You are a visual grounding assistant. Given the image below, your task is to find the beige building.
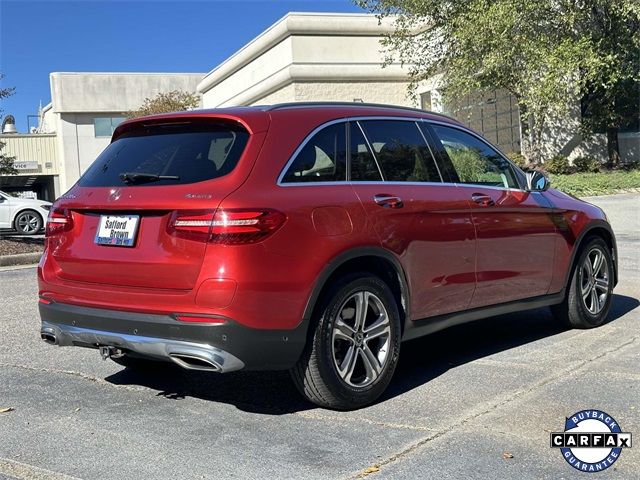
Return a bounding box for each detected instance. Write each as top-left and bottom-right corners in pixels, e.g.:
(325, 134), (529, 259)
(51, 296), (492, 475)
(2, 12), (637, 200)
(197, 13), (409, 108)
(0, 133), (59, 200)
(2, 72), (204, 199)
(198, 12), (637, 163)
(40, 72), (204, 194)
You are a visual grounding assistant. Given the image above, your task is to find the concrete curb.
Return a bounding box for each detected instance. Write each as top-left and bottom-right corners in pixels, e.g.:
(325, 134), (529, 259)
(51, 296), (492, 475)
(0, 252), (42, 267)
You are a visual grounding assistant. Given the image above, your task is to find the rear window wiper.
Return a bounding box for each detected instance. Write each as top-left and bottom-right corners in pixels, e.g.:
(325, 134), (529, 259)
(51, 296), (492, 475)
(119, 172), (180, 185)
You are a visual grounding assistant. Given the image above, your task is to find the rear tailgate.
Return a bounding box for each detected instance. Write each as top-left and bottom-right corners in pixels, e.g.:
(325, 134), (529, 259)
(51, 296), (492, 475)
(46, 115), (267, 290)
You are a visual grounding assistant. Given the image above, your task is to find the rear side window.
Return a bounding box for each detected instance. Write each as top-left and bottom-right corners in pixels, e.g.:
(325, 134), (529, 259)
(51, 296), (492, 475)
(350, 123), (382, 181)
(431, 124), (519, 189)
(79, 124), (249, 187)
(281, 123), (346, 183)
(358, 120), (441, 183)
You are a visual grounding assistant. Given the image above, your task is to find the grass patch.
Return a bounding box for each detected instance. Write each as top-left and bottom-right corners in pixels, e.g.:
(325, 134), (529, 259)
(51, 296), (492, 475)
(549, 170), (640, 197)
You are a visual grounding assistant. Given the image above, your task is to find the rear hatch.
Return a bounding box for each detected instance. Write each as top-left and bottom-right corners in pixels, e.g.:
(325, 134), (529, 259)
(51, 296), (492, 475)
(47, 116), (260, 290)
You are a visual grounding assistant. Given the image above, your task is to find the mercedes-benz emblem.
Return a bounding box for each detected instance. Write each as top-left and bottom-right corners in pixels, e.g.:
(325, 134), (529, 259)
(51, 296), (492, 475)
(108, 188), (122, 201)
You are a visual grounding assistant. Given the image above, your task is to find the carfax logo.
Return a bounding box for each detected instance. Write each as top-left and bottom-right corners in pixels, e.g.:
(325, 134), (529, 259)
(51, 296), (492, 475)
(550, 409), (632, 473)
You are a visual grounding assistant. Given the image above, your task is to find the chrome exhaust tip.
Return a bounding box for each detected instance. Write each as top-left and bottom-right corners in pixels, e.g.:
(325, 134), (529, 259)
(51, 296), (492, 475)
(169, 353), (221, 372)
(41, 332), (57, 345)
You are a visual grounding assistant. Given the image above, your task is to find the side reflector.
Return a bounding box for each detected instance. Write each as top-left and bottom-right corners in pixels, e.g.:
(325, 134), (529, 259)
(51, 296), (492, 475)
(174, 315), (226, 324)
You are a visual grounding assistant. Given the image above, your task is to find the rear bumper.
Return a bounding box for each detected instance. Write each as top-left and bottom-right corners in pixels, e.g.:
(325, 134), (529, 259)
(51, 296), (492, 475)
(38, 301), (307, 371)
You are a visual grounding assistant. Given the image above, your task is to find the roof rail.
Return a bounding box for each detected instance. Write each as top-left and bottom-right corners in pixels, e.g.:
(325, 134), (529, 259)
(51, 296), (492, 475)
(265, 101), (458, 122)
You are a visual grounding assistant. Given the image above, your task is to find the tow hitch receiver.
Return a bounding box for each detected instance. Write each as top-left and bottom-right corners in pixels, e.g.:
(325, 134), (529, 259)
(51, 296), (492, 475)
(99, 346), (123, 360)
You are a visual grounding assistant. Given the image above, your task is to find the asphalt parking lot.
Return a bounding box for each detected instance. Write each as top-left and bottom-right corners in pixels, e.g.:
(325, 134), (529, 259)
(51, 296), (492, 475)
(0, 193), (638, 480)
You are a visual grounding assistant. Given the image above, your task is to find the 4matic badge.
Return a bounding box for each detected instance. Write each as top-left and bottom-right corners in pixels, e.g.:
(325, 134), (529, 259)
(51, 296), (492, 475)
(550, 409), (632, 473)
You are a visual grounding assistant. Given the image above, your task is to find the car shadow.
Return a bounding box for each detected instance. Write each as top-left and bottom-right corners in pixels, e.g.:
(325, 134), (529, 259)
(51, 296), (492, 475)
(381, 293), (639, 402)
(105, 293), (638, 415)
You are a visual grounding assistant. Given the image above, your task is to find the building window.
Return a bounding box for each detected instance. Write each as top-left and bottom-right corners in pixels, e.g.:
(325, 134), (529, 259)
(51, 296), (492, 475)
(420, 91), (432, 111)
(94, 117), (125, 137)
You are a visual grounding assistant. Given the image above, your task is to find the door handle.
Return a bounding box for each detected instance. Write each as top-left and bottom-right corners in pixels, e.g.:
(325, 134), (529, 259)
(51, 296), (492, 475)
(471, 193), (495, 207)
(373, 194), (403, 209)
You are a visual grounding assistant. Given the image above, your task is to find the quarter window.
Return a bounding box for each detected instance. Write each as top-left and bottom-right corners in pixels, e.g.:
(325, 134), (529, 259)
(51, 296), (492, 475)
(431, 124), (519, 189)
(282, 123), (346, 183)
(358, 120), (441, 183)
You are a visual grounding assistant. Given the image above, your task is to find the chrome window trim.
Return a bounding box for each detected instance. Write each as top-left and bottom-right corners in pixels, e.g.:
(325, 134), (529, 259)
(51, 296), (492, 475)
(278, 180), (530, 191)
(414, 120), (444, 183)
(355, 120), (385, 181)
(277, 115), (446, 187)
(424, 119), (528, 191)
(276, 118), (348, 185)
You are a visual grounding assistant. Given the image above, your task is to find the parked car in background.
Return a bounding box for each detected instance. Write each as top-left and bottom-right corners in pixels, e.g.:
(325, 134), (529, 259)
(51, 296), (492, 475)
(0, 190), (51, 235)
(38, 103), (617, 410)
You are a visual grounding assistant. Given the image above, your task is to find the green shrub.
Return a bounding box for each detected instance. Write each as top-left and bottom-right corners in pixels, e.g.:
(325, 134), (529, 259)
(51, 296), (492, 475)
(447, 147), (484, 182)
(544, 155), (571, 174)
(550, 170), (640, 196)
(506, 151), (527, 169)
(573, 156), (600, 173)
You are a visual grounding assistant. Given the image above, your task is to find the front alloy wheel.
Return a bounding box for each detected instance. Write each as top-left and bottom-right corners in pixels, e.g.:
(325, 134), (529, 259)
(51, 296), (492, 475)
(579, 248), (610, 315)
(552, 237), (614, 329)
(291, 273), (401, 410)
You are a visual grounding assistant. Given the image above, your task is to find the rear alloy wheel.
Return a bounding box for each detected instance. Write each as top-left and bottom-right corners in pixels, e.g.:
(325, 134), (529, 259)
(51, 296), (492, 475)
(14, 210), (43, 235)
(552, 237), (613, 328)
(291, 273), (401, 410)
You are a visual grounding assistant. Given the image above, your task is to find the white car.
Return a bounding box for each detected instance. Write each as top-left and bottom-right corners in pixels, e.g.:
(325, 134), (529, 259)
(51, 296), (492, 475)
(0, 190), (52, 235)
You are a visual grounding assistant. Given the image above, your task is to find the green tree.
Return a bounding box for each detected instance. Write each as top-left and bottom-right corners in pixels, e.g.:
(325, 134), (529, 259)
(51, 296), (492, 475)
(0, 73), (17, 175)
(577, 2), (640, 167)
(355, 0), (639, 165)
(127, 90), (200, 119)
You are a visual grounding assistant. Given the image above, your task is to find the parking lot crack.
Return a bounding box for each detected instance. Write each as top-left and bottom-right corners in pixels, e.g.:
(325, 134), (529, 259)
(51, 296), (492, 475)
(295, 411), (438, 432)
(346, 334), (639, 478)
(0, 458), (82, 480)
(0, 362), (143, 392)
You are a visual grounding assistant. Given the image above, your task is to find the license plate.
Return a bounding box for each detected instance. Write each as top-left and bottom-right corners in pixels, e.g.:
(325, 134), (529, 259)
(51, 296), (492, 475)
(95, 215), (140, 247)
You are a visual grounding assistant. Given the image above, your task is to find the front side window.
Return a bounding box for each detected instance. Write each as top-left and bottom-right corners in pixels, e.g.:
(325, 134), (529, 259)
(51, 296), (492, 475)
(94, 117), (126, 137)
(358, 120), (441, 183)
(281, 123), (346, 183)
(431, 124), (519, 189)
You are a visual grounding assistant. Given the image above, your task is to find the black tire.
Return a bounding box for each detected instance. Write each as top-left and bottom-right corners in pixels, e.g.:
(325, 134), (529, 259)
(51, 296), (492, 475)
(14, 210), (43, 235)
(551, 237), (614, 329)
(291, 272), (401, 410)
(111, 354), (165, 371)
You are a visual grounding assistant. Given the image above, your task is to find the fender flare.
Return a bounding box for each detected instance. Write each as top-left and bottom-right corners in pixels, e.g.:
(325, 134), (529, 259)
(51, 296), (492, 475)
(562, 220), (618, 289)
(301, 246), (410, 326)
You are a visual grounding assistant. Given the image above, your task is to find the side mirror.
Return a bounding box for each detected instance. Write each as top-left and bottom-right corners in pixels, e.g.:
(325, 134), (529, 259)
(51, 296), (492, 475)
(526, 171), (550, 191)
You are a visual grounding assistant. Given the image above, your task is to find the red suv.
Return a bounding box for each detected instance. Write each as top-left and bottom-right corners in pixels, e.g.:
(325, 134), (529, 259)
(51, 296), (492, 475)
(39, 103), (617, 409)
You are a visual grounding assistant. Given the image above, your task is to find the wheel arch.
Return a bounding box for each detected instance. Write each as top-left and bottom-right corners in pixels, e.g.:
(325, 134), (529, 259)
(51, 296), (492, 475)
(301, 247), (410, 334)
(564, 220), (618, 289)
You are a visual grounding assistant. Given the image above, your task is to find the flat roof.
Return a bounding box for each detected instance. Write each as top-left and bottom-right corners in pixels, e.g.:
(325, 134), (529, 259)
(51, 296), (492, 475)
(197, 12), (396, 95)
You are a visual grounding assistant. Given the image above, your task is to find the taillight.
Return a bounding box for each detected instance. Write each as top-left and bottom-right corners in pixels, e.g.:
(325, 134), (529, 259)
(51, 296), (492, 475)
(210, 209), (286, 244)
(168, 209), (286, 244)
(168, 210), (215, 242)
(46, 208), (73, 236)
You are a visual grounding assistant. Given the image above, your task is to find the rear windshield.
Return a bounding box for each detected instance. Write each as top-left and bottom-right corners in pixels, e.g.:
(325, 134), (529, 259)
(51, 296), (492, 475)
(78, 124), (249, 187)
